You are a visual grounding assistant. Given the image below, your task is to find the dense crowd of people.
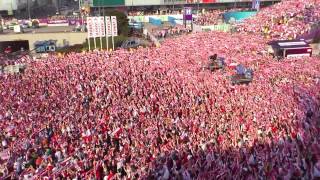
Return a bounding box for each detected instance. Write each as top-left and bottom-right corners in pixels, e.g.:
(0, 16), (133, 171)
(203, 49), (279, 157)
(128, 10), (182, 16)
(151, 25), (191, 40)
(1, 0), (320, 179)
(194, 10), (225, 26)
(237, 0), (320, 40)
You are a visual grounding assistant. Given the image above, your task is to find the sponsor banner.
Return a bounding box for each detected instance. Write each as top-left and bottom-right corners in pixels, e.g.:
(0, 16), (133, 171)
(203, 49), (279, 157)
(184, 7), (193, 21)
(105, 16), (112, 37)
(68, 19), (83, 26)
(47, 19), (69, 27)
(47, 19), (69, 24)
(90, 16), (100, 37)
(87, 17), (95, 38)
(98, 16), (106, 37)
(111, 16), (118, 36)
(87, 16), (106, 38)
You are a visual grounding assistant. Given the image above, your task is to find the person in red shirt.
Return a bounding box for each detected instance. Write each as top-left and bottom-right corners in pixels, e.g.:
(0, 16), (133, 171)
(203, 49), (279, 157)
(4, 46), (12, 54)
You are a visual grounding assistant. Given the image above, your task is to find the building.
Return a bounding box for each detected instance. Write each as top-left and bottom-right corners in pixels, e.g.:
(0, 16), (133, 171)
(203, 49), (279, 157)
(0, 0), (60, 17)
(90, 0), (280, 7)
(0, 0), (18, 15)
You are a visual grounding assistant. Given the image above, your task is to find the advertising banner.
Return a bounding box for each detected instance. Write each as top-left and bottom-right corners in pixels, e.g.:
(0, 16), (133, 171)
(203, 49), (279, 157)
(105, 16), (112, 37)
(149, 17), (162, 26)
(98, 16), (106, 37)
(92, 16), (100, 37)
(47, 19), (69, 26)
(68, 19), (83, 26)
(184, 7), (193, 21)
(111, 16), (118, 36)
(87, 17), (95, 38)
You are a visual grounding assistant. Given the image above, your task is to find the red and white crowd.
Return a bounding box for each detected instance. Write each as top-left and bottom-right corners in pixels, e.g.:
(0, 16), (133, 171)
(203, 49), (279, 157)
(236, 0), (320, 40)
(1, 0), (320, 179)
(194, 10), (225, 26)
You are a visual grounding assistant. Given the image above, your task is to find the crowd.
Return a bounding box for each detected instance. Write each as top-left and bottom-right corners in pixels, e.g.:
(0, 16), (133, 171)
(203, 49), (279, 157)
(1, 0), (320, 179)
(194, 10), (225, 26)
(194, 8), (254, 26)
(151, 25), (191, 40)
(237, 0), (320, 40)
(128, 10), (182, 16)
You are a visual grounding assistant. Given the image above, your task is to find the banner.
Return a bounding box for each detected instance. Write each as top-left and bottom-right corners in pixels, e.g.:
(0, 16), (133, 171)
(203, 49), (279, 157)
(87, 17), (94, 38)
(68, 19), (83, 26)
(111, 16), (118, 36)
(184, 7), (193, 21)
(168, 16), (177, 25)
(149, 17), (162, 26)
(252, 0), (260, 10)
(47, 20), (69, 24)
(98, 16), (106, 37)
(47, 19), (69, 26)
(105, 16), (112, 37)
(92, 17), (101, 37)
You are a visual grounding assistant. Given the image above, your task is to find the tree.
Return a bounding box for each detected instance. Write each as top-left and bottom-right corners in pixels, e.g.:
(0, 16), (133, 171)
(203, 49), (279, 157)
(104, 10), (129, 37)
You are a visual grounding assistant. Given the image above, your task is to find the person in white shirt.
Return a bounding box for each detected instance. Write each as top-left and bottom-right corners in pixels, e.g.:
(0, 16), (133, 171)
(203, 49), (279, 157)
(14, 159), (22, 174)
(1, 139), (7, 148)
(55, 150), (63, 162)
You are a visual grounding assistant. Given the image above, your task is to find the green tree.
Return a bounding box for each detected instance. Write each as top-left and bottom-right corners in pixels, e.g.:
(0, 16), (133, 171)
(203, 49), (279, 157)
(104, 10), (129, 37)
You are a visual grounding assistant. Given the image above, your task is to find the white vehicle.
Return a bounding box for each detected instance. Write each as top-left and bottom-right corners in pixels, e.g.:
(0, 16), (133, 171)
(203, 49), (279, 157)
(13, 25), (23, 33)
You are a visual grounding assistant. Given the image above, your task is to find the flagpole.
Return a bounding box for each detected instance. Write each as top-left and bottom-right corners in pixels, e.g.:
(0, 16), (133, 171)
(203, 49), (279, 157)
(111, 16), (116, 51)
(105, 16), (109, 51)
(100, 17), (103, 50)
(112, 35), (114, 51)
(88, 38), (91, 51)
(111, 17), (114, 51)
(100, 37), (103, 50)
(107, 33), (109, 51)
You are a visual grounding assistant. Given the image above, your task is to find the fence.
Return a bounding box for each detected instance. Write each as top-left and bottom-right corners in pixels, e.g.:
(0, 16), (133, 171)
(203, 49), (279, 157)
(201, 23), (231, 32)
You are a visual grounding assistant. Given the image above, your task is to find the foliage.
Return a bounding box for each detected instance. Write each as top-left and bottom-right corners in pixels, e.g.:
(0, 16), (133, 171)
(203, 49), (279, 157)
(103, 10), (129, 37)
(55, 36), (127, 54)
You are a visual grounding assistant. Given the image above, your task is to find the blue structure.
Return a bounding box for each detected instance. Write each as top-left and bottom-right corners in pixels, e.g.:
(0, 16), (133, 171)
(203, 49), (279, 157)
(34, 40), (56, 53)
(168, 16), (177, 26)
(223, 11), (257, 23)
(149, 17), (162, 26)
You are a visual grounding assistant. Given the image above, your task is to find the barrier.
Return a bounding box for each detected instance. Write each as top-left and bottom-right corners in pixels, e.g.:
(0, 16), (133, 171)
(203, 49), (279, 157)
(149, 17), (162, 26)
(168, 16), (177, 26)
(201, 24), (231, 32)
(128, 14), (185, 23)
(223, 11), (257, 23)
